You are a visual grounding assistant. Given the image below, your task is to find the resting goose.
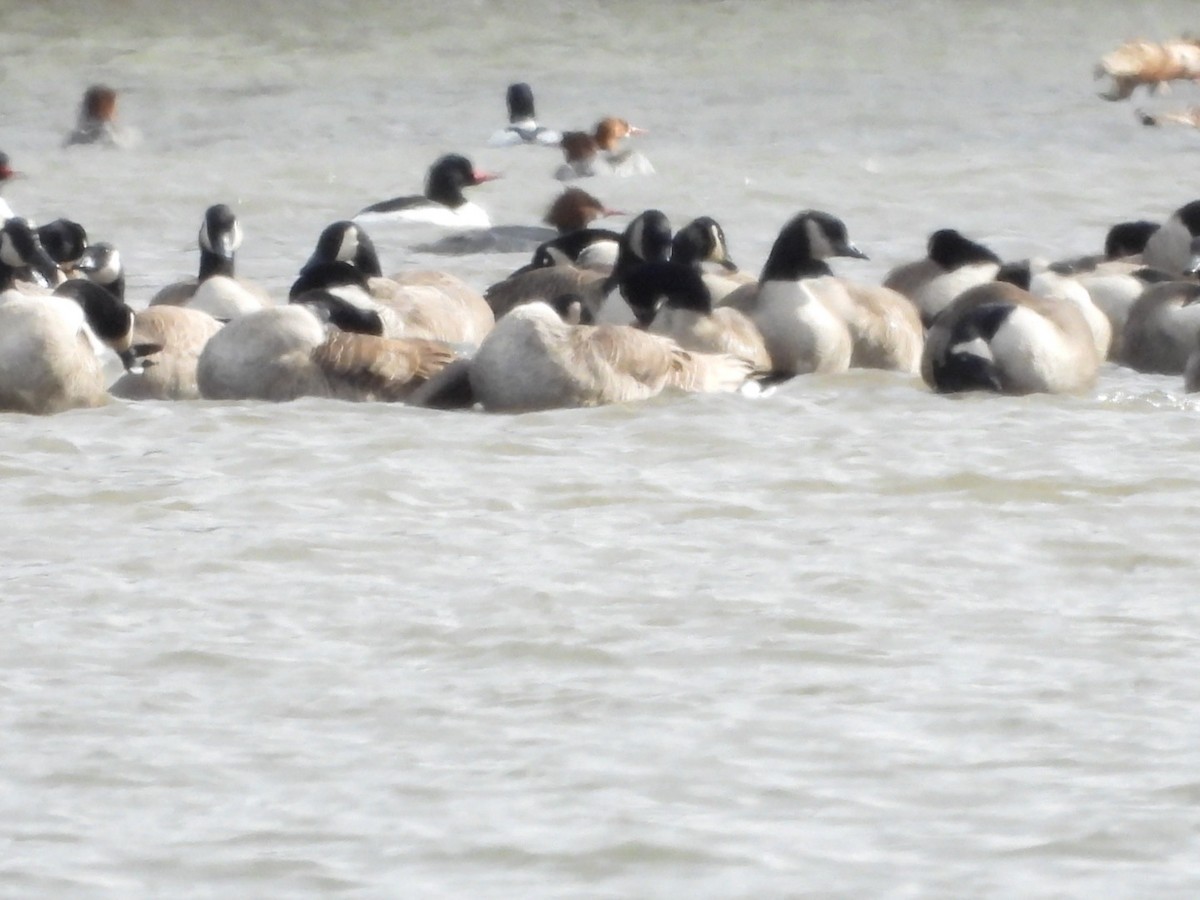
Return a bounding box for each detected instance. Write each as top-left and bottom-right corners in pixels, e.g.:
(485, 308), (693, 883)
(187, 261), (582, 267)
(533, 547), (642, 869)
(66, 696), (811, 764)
(467, 298), (753, 412)
(922, 281), (1100, 395)
(296, 221), (494, 345)
(196, 292), (459, 403)
(883, 228), (1003, 326)
(74, 242), (223, 400)
(0, 220), (152, 413)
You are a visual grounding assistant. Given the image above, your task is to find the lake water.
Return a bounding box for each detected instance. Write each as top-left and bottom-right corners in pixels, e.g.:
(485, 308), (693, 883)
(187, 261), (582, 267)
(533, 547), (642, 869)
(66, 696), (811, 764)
(2, 1), (1200, 896)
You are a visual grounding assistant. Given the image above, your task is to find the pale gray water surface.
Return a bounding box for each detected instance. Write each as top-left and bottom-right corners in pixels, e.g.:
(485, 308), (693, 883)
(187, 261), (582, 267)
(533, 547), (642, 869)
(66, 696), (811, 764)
(3, 1), (1200, 897)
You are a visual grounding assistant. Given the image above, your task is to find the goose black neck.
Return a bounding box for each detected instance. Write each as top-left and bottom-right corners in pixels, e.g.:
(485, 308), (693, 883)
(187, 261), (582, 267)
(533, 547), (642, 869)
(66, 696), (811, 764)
(198, 248), (235, 281)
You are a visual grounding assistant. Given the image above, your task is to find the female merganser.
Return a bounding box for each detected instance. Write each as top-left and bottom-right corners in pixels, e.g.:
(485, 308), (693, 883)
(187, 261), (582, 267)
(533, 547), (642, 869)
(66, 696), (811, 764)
(414, 185), (621, 256)
(355, 154), (500, 229)
(488, 83), (562, 147)
(64, 84), (137, 148)
(554, 117), (653, 181)
(149, 203), (272, 317)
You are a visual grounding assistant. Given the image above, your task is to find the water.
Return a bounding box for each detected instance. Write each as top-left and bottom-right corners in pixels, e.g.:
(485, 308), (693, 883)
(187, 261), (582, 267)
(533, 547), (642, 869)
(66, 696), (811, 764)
(3, 1), (1200, 896)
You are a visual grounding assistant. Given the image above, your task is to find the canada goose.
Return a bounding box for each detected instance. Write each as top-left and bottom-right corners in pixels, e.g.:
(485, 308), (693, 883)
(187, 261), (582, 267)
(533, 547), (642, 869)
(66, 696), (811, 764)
(355, 154), (500, 228)
(1094, 37), (1200, 101)
(196, 292), (460, 403)
(74, 242), (223, 401)
(1119, 277), (1200, 374)
(35, 219), (88, 271)
(488, 82), (563, 147)
(1051, 219), (1160, 276)
(149, 203), (272, 316)
(883, 228), (1003, 326)
(618, 261), (771, 373)
(996, 261), (1114, 360)
(484, 208), (671, 322)
(0, 223), (152, 414)
(922, 281), (1100, 394)
(296, 221), (494, 345)
(720, 210), (870, 376)
(1, 217), (61, 292)
(467, 299), (752, 412)
(669, 216), (758, 303)
(1143, 202), (1200, 276)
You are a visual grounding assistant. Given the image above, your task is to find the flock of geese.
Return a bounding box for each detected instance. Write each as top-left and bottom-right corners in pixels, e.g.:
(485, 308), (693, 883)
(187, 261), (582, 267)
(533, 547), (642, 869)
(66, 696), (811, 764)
(2, 80), (1200, 417)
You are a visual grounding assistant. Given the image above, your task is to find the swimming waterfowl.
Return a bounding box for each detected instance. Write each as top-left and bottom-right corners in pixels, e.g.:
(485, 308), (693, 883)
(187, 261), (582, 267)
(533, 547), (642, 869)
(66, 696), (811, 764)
(922, 281), (1100, 395)
(467, 298), (754, 413)
(1119, 274), (1200, 374)
(0, 217), (60, 293)
(413, 185), (621, 256)
(722, 210), (922, 376)
(36, 218), (89, 272)
(74, 242), (223, 400)
(1142, 201), (1200, 276)
(297, 220), (495, 345)
(483, 208), (670, 322)
(196, 292), (460, 403)
(554, 117), (653, 181)
(355, 154), (500, 229)
(618, 260), (772, 374)
(883, 228), (1003, 326)
(669, 216), (756, 303)
(0, 221), (151, 414)
(64, 84), (136, 148)
(996, 261), (1114, 361)
(487, 82), (563, 147)
(149, 203), (272, 317)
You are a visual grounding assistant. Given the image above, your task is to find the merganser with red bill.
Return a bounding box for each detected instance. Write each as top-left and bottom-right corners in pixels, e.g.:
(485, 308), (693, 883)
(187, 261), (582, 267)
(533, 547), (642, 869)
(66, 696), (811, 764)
(488, 83), (562, 147)
(355, 154), (500, 228)
(554, 118), (653, 180)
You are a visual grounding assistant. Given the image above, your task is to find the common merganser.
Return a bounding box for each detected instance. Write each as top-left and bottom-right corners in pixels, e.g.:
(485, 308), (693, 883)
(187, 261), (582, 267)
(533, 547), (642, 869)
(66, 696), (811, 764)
(355, 154), (500, 229)
(64, 84), (138, 148)
(487, 83), (562, 147)
(554, 118), (653, 181)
